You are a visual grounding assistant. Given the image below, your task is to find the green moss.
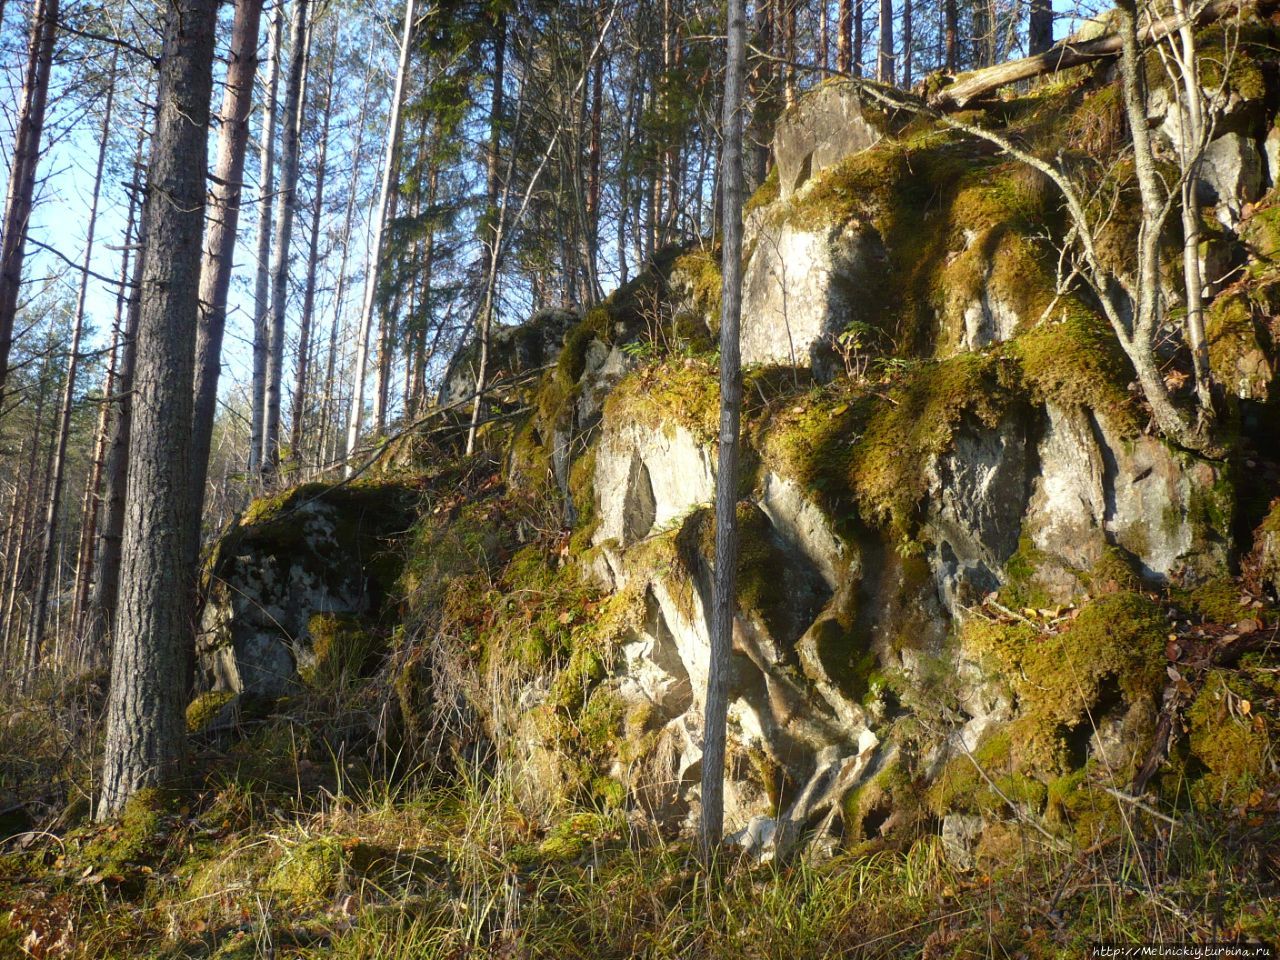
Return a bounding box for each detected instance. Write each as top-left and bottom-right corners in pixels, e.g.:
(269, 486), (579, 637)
(1085, 545), (1143, 595)
(186, 690), (236, 733)
(848, 351), (1014, 548)
(302, 613), (381, 691)
(671, 246), (722, 331)
(745, 166), (780, 214)
(81, 788), (170, 875)
(1186, 578), (1253, 626)
(264, 837), (347, 908)
(999, 536), (1054, 610)
(516, 812), (612, 865)
(603, 357), (721, 444)
(1187, 670), (1273, 807)
(926, 729), (1049, 818)
(965, 590), (1166, 773)
(1010, 312), (1140, 432)
(1205, 290), (1273, 401)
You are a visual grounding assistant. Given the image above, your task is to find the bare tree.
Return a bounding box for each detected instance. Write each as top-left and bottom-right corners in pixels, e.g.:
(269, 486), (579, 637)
(24, 54), (118, 685)
(262, 0), (310, 475)
(192, 0), (264, 525)
(250, 6), (284, 473)
(98, 0), (219, 819)
(0, 0), (58, 402)
(701, 0), (746, 861)
(346, 0), (415, 473)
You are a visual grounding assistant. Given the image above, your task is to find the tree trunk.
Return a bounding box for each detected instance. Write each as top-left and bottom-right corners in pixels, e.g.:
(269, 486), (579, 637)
(98, 0), (218, 819)
(84, 120), (151, 667)
(878, 0), (894, 83)
(1028, 0), (1052, 55)
(262, 0), (310, 476)
(319, 30), (376, 466)
(838, 0), (852, 72)
(944, 0), (957, 70)
(0, 0), (58, 403)
(290, 26), (335, 466)
(854, 0), (864, 76)
(902, 0), (912, 88)
(1169, 0), (1213, 415)
(701, 0), (746, 862)
(250, 5), (284, 473)
(23, 53), (116, 687)
(191, 0), (263, 532)
(465, 9), (507, 456)
(346, 0), (415, 473)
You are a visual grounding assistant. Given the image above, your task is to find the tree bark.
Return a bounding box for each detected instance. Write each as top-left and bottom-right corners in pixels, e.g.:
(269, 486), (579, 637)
(98, 0), (218, 819)
(701, 0), (746, 863)
(84, 126), (151, 666)
(191, 0), (264, 530)
(838, 0), (852, 72)
(1029, 0), (1053, 55)
(24, 54), (116, 686)
(262, 0), (310, 475)
(346, 0), (415, 473)
(878, 0), (894, 83)
(250, 5), (284, 473)
(0, 0), (58, 403)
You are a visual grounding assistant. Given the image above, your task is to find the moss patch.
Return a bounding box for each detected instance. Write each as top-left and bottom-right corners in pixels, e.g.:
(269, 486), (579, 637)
(964, 591), (1166, 773)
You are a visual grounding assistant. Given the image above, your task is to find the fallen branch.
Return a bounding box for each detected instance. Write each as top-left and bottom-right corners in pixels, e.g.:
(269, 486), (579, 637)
(929, 0), (1270, 110)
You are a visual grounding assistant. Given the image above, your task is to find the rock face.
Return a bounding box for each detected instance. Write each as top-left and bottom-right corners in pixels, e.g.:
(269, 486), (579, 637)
(741, 219), (886, 373)
(197, 483), (416, 698)
(440, 307), (580, 408)
(773, 82), (881, 199)
(198, 63), (1278, 866)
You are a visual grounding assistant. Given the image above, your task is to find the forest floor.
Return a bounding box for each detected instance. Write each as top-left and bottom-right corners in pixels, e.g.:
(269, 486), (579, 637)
(0, 627), (1277, 960)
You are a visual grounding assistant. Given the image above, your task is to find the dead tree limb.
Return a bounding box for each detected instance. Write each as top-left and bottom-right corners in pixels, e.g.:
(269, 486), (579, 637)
(929, 0), (1271, 110)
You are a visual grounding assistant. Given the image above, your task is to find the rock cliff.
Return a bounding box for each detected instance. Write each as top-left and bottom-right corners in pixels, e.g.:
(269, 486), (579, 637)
(198, 50), (1280, 865)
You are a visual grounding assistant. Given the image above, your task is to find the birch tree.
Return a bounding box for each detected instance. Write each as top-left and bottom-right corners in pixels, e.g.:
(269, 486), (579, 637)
(701, 0), (746, 860)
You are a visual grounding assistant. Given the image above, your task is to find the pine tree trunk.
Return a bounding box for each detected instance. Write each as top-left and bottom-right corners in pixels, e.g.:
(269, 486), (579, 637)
(83, 116), (151, 667)
(701, 0), (746, 862)
(192, 0), (264, 527)
(98, 0), (218, 819)
(75, 67), (142, 659)
(319, 31), (376, 466)
(945, 0), (957, 70)
(290, 27), (334, 466)
(262, 0), (309, 475)
(902, 0), (912, 87)
(23, 56), (115, 687)
(346, 0), (415, 472)
(1028, 0), (1052, 54)
(0, 0), (58, 403)
(250, 6), (284, 474)
(838, 0), (852, 72)
(878, 0), (894, 83)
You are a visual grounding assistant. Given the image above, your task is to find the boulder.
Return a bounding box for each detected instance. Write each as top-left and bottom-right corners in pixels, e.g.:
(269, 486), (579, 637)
(774, 81), (881, 199)
(197, 482), (416, 697)
(439, 307), (580, 408)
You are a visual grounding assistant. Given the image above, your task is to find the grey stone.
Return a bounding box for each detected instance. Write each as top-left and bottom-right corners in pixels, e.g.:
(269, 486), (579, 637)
(1199, 133), (1264, 231)
(774, 81), (881, 199)
(741, 218), (887, 372)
